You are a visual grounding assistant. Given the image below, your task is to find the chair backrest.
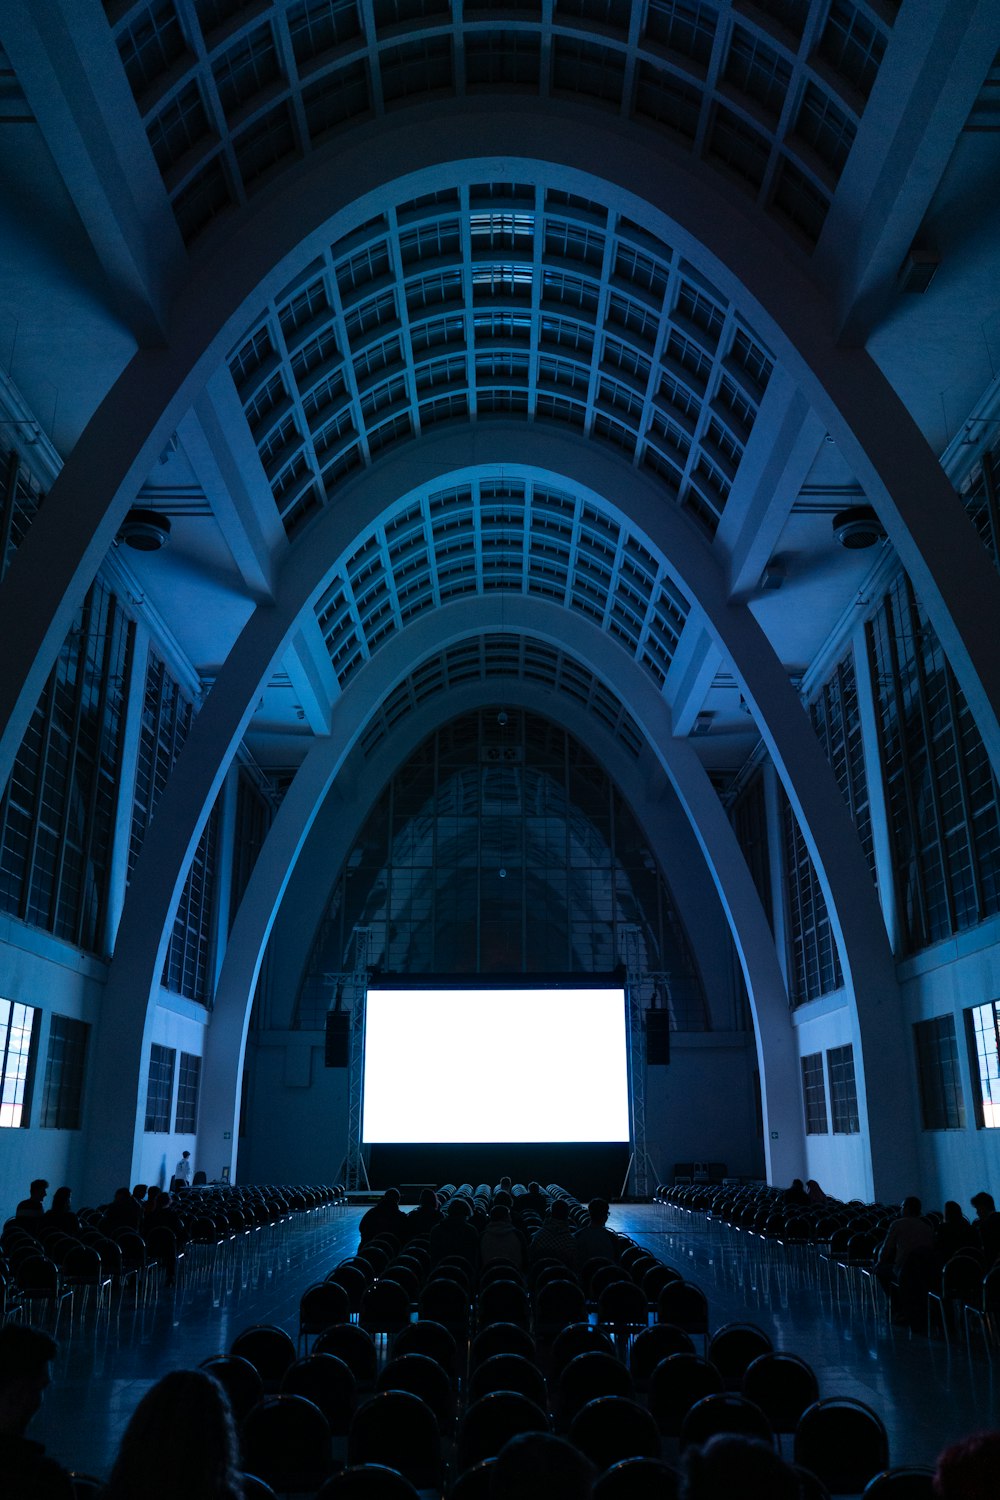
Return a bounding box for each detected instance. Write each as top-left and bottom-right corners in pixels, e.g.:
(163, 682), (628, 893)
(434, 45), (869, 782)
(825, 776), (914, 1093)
(657, 1281), (708, 1333)
(569, 1395), (660, 1470)
(478, 1279), (531, 1328)
(230, 1325), (297, 1385)
(200, 1355), (264, 1420)
(469, 1352), (547, 1408)
(470, 1321), (537, 1369)
(647, 1354), (724, 1437)
(377, 1352), (454, 1428)
(457, 1390), (550, 1470)
(241, 1394), (332, 1493)
(314, 1325), (379, 1386)
(556, 1350), (635, 1428)
(301, 1281), (352, 1332)
(592, 1457), (681, 1500)
(448, 1457), (497, 1500)
(393, 1318), (458, 1376)
(861, 1468), (936, 1499)
(678, 1392), (775, 1452)
(597, 1279), (649, 1325)
(360, 1278), (411, 1332)
(347, 1389), (443, 1489)
(315, 1463), (421, 1500)
(629, 1325), (696, 1384)
(706, 1322), (773, 1385)
(742, 1352), (819, 1433)
(794, 1398), (890, 1494)
(281, 1354), (358, 1434)
(548, 1322), (614, 1381)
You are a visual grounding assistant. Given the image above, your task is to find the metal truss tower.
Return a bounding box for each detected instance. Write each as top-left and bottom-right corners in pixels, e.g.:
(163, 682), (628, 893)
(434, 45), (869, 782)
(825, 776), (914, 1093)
(342, 926), (371, 1192)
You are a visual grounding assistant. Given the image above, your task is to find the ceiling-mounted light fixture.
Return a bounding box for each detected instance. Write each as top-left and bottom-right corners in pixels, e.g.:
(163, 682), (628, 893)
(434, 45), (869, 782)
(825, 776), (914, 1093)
(832, 505), (886, 550)
(117, 507), (172, 552)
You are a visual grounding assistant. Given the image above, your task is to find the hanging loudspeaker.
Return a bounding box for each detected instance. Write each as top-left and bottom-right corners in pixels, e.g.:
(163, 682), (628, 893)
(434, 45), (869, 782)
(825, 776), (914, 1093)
(325, 1011), (350, 1067)
(645, 1010), (670, 1066)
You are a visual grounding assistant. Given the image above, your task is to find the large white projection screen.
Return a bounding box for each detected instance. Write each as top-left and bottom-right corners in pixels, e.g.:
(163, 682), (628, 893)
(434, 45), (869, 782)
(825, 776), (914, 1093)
(362, 987), (630, 1144)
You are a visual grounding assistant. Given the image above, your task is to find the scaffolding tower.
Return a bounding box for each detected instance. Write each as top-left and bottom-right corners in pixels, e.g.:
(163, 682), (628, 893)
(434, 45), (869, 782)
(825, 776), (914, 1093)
(341, 926), (371, 1192)
(620, 926), (665, 1198)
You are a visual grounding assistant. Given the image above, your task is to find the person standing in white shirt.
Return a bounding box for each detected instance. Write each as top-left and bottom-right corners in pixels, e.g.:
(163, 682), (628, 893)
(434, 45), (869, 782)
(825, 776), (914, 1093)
(174, 1151), (192, 1188)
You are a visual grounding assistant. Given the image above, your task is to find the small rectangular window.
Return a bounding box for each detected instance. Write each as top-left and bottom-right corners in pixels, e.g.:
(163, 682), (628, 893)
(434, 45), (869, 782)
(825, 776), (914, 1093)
(41, 1015), (90, 1129)
(913, 1015), (965, 1130)
(174, 1052), (202, 1134)
(827, 1043), (859, 1133)
(145, 1044), (176, 1133)
(0, 998), (39, 1128)
(801, 1051), (828, 1134)
(968, 1001), (1000, 1128)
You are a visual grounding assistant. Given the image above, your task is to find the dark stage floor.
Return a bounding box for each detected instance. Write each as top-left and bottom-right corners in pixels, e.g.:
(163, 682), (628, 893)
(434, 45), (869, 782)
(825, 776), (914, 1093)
(29, 1200), (998, 1483)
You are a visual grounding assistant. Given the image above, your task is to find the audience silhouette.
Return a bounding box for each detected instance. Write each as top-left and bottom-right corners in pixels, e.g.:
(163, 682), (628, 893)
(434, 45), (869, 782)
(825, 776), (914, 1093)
(0, 1325), (73, 1500)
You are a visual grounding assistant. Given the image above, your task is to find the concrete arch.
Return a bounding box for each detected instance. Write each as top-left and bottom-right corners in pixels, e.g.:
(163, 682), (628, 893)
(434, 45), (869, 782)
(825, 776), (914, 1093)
(188, 603), (802, 1201)
(85, 441), (912, 1199)
(1, 107), (999, 795)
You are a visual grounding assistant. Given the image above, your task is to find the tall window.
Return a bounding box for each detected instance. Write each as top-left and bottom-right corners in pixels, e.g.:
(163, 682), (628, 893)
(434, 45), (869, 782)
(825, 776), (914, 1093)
(0, 444), (45, 582)
(40, 1015), (90, 1129)
(868, 576), (1000, 952)
(129, 650), (194, 878)
(731, 770), (772, 930)
(174, 1052), (201, 1134)
(0, 998), (39, 1127)
(827, 1043), (859, 1133)
(801, 1052), (828, 1134)
(967, 1001), (1000, 1128)
(230, 769), (272, 929)
(144, 1044), (176, 1132)
(782, 792), (842, 1005)
(913, 1015), (965, 1131)
(0, 579), (133, 954)
(163, 801), (220, 1003)
(810, 651), (877, 888)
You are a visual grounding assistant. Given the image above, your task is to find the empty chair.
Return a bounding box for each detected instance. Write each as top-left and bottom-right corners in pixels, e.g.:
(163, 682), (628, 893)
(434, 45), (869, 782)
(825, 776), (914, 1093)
(533, 1278), (587, 1337)
(569, 1395), (660, 1470)
(458, 1391), (550, 1470)
(679, 1392), (775, 1451)
(555, 1350), (634, 1429)
(230, 1325), (297, 1389)
(469, 1352), (547, 1408)
(657, 1282), (709, 1343)
(647, 1354), (724, 1437)
(418, 1276), (470, 1336)
(327, 1264), (369, 1313)
(862, 1470), (936, 1498)
(548, 1323), (614, 1383)
(629, 1325), (696, 1387)
(593, 1457), (680, 1500)
(314, 1325), (379, 1388)
(300, 1281), (352, 1348)
(281, 1354), (357, 1434)
(706, 1323), (773, 1388)
(742, 1352), (819, 1433)
(317, 1465), (421, 1500)
(590, 1263), (632, 1299)
(794, 1398), (890, 1495)
(377, 1352), (454, 1431)
(393, 1319), (458, 1378)
(241, 1394), (332, 1493)
(478, 1278), (531, 1329)
(596, 1279), (649, 1333)
(469, 1321), (537, 1370)
(449, 1458), (497, 1500)
(348, 1390), (443, 1488)
(200, 1355), (264, 1421)
(360, 1279), (411, 1341)
(641, 1263), (683, 1303)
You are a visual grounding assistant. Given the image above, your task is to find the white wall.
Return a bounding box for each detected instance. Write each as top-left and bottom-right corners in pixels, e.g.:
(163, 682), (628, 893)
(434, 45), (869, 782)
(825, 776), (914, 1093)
(238, 1032), (351, 1184)
(644, 1033), (765, 1184)
(0, 915), (105, 1218)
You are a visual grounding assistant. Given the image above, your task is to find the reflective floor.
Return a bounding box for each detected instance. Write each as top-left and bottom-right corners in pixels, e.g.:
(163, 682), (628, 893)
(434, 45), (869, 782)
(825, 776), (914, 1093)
(30, 1201), (999, 1483)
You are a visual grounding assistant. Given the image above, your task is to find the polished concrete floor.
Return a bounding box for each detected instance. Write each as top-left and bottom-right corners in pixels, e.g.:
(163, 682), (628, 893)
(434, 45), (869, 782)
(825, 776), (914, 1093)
(29, 1200), (999, 1483)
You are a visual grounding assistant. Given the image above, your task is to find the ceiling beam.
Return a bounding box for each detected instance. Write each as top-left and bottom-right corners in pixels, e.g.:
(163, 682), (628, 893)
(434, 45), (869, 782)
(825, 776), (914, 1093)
(283, 616), (339, 736)
(1, 0), (184, 344)
(817, 0), (1000, 345)
(663, 613), (721, 737)
(179, 370), (287, 600)
(714, 367), (826, 600)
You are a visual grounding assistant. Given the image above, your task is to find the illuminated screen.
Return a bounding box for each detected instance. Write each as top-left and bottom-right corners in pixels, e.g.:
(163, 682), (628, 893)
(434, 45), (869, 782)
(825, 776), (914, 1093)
(362, 986), (630, 1144)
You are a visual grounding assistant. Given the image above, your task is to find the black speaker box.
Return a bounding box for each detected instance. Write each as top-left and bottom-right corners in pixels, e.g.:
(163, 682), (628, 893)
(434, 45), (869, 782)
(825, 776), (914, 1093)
(325, 1011), (350, 1067)
(646, 1009), (670, 1065)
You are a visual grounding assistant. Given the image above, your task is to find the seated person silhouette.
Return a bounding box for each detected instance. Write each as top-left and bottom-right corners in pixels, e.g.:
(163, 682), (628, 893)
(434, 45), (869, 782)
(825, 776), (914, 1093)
(0, 1324), (74, 1500)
